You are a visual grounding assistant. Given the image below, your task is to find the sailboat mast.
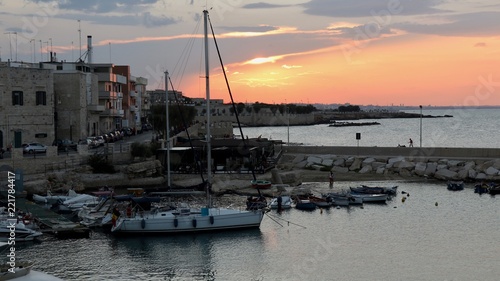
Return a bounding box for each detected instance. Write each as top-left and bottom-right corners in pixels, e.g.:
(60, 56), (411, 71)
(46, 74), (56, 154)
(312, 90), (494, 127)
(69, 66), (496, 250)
(204, 10), (212, 187)
(165, 70), (171, 188)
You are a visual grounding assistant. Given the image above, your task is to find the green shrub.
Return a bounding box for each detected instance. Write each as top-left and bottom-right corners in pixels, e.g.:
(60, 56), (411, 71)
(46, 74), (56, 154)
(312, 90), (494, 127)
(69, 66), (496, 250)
(87, 154), (116, 173)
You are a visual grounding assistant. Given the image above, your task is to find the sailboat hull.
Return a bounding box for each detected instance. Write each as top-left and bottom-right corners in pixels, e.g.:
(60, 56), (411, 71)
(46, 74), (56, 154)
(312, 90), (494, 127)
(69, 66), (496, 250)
(111, 208), (264, 234)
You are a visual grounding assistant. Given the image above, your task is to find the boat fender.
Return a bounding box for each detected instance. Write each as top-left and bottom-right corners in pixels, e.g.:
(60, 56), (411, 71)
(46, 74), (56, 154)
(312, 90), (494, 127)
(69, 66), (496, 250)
(209, 216), (214, 225)
(174, 218), (178, 227)
(141, 219), (146, 229)
(192, 219), (197, 228)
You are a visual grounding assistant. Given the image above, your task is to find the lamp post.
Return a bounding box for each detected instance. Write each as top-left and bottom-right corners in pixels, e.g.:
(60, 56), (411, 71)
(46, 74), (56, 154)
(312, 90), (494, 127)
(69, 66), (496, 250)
(419, 105), (422, 148)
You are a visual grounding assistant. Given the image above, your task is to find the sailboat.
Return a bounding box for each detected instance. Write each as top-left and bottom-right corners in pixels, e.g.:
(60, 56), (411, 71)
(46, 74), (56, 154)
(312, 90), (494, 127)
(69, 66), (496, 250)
(110, 10), (264, 234)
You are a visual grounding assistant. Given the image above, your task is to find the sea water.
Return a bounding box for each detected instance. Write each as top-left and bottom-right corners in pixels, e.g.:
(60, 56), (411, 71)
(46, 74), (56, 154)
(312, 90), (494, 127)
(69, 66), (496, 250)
(15, 180), (500, 281)
(236, 108), (500, 148)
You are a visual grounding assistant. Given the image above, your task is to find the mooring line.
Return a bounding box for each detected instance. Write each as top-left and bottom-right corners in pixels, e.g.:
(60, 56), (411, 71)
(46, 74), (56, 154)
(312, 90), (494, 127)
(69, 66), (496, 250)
(265, 213), (283, 227)
(266, 213), (307, 229)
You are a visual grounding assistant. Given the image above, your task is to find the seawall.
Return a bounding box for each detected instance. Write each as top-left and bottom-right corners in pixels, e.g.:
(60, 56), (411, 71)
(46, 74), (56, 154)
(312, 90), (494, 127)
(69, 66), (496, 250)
(284, 146), (500, 159)
(279, 146), (500, 182)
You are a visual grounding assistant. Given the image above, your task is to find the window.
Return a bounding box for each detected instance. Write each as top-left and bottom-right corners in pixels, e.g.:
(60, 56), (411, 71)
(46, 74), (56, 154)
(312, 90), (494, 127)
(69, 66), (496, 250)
(12, 91), (23, 105)
(36, 91), (47, 105)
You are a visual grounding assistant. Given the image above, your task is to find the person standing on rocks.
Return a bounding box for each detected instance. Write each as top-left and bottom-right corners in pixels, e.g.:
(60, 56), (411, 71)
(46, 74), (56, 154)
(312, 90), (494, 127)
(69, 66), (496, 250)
(329, 171), (335, 187)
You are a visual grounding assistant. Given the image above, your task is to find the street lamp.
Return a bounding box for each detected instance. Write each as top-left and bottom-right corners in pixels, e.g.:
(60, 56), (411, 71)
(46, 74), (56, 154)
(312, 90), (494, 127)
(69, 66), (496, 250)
(419, 105), (422, 148)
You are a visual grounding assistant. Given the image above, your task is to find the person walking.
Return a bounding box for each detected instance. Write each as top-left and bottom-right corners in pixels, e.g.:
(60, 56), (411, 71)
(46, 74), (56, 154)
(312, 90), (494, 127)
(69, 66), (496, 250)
(409, 138), (414, 147)
(329, 171), (335, 187)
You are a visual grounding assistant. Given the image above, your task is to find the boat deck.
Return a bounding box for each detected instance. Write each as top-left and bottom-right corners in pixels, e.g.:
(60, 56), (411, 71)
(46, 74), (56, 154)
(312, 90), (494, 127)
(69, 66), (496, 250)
(10, 198), (90, 239)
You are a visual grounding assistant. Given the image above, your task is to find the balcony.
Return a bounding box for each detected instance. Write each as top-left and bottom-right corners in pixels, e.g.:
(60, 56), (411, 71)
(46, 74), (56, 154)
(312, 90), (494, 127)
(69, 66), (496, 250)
(129, 106), (137, 112)
(99, 91), (117, 99)
(88, 105), (105, 112)
(117, 92), (123, 99)
(129, 91), (137, 98)
(101, 108), (124, 117)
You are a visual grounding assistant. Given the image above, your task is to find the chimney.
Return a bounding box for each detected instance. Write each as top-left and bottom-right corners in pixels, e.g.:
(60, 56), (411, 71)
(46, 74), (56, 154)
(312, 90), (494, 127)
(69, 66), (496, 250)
(87, 35), (93, 64)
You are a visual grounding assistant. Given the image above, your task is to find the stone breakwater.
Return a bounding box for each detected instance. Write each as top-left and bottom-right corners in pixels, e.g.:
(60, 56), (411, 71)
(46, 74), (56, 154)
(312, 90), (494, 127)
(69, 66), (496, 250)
(280, 153), (500, 182)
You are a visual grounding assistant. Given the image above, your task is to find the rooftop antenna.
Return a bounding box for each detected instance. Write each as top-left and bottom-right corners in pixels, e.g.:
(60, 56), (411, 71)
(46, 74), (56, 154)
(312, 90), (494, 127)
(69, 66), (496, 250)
(4, 32), (13, 61)
(39, 40), (42, 61)
(109, 42), (111, 63)
(78, 20), (82, 61)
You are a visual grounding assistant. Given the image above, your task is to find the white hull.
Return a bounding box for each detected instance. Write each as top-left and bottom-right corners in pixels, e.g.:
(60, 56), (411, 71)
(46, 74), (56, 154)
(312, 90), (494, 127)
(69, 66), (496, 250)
(111, 208), (264, 234)
(350, 193), (388, 203)
(269, 196), (292, 209)
(0, 221), (43, 242)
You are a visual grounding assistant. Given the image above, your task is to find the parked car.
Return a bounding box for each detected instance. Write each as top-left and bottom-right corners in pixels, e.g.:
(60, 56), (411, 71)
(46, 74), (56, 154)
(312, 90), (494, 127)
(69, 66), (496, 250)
(53, 139), (78, 151)
(94, 136), (105, 146)
(23, 143), (47, 154)
(79, 137), (98, 149)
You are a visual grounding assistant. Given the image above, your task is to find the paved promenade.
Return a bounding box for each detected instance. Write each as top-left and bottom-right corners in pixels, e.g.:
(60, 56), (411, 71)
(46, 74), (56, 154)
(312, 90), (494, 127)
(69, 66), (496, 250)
(284, 146), (500, 159)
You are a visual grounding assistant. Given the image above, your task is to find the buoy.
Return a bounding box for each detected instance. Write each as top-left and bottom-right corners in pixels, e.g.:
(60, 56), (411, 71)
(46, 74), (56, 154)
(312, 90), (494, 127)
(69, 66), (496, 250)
(174, 218), (178, 227)
(435, 202), (438, 206)
(209, 216), (214, 225)
(402, 197), (406, 203)
(141, 219), (146, 229)
(192, 219), (197, 228)
(407, 193), (410, 197)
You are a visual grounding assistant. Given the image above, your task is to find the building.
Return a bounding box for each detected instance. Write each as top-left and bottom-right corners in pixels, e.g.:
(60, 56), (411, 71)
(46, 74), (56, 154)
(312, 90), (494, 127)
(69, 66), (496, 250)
(93, 63), (126, 133)
(41, 61), (102, 141)
(0, 61), (55, 148)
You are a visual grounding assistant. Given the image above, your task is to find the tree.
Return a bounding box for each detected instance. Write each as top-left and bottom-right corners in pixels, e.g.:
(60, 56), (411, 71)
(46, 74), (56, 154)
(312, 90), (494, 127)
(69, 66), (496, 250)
(151, 104), (197, 137)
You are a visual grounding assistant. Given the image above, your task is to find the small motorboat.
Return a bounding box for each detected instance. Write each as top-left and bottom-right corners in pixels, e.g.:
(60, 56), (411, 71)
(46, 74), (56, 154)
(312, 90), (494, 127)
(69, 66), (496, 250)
(474, 183), (489, 194)
(447, 181), (464, 191)
(32, 189), (78, 204)
(0, 220), (43, 242)
(251, 180), (272, 189)
(294, 197), (317, 211)
(350, 193), (388, 203)
(269, 195), (292, 210)
(246, 196), (268, 210)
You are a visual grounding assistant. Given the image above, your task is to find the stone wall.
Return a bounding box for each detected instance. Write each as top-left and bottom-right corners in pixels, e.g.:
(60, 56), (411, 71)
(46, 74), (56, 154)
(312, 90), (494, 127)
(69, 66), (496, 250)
(287, 153), (500, 181)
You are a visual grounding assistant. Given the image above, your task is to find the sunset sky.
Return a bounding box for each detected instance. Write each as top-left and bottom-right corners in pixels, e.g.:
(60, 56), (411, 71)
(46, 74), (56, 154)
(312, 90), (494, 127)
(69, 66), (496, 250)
(2, 0), (500, 106)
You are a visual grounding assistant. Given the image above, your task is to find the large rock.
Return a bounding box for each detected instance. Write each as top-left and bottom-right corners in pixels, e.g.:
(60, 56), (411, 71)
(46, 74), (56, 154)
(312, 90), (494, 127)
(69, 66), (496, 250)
(468, 169), (477, 179)
(306, 156), (323, 165)
(362, 158), (376, 167)
(126, 160), (162, 178)
(333, 158), (345, 166)
(292, 155), (305, 164)
(388, 156), (405, 165)
(447, 160), (464, 167)
(349, 158), (362, 171)
(434, 169), (458, 180)
(371, 161), (386, 169)
(414, 162), (427, 176)
(359, 165), (373, 174)
(485, 166), (499, 176)
(322, 159), (334, 166)
(424, 162), (437, 176)
(395, 161), (415, 170)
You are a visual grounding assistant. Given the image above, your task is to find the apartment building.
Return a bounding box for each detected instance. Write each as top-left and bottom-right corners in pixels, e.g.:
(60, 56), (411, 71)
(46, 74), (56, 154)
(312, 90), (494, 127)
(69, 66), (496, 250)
(0, 62), (55, 148)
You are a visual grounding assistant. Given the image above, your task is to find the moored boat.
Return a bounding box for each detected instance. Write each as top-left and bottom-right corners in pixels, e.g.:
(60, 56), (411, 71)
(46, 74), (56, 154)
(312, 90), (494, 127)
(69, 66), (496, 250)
(269, 195), (292, 210)
(447, 181), (464, 191)
(0, 220), (43, 242)
(350, 193), (388, 203)
(251, 180), (272, 189)
(111, 11), (266, 235)
(350, 185), (398, 195)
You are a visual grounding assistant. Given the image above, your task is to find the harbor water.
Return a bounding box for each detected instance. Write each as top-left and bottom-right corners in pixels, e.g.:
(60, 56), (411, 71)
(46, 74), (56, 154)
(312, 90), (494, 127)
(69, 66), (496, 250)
(13, 108), (500, 280)
(15, 180), (500, 281)
(236, 108), (500, 148)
